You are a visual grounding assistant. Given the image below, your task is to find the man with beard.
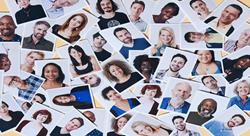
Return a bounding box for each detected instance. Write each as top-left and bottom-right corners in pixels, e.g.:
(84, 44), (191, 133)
(96, 0), (130, 30)
(50, 117), (84, 136)
(155, 53), (187, 80)
(160, 82), (192, 114)
(0, 15), (22, 42)
(113, 27), (151, 59)
(172, 116), (201, 136)
(201, 75), (225, 96)
(22, 21), (54, 51)
(204, 114), (246, 136)
(186, 98), (217, 125)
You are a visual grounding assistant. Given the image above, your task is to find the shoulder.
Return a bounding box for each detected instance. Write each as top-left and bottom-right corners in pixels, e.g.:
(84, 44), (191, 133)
(31, 4), (44, 10)
(116, 12), (127, 16)
(204, 16), (217, 23)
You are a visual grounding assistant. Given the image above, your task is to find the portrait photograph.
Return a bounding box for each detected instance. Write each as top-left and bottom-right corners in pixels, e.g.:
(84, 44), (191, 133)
(0, 70), (3, 100)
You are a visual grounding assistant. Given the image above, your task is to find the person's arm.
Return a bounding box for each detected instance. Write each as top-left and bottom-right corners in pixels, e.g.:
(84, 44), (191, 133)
(70, 64), (79, 78)
(90, 56), (101, 71)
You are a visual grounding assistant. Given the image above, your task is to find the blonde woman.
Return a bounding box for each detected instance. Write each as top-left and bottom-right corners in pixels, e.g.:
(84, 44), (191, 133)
(151, 27), (179, 56)
(20, 51), (45, 74)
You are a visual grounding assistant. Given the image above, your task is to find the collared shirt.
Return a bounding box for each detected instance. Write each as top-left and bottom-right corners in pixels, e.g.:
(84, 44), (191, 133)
(0, 34), (22, 42)
(155, 69), (181, 80)
(22, 35), (54, 51)
(131, 17), (147, 32)
(172, 130), (201, 136)
(207, 17), (233, 36)
(160, 97), (190, 114)
(224, 40), (238, 53)
(204, 120), (234, 136)
(42, 0), (64, 19)
(227, 96), (250, 110)
(18, 76), (43, 100)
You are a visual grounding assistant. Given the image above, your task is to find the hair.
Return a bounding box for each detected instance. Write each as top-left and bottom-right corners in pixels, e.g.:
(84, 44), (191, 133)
(231, 114), (246, 126)
(35, 93), (46, 103)
(190, 0), (206, 8)
(233, 80), (250, 95)
(201, 75), (217, 85)
(112, 114), (131, 132)
(26, 51), (45, 59)
(82, 111), (95, 122)
(195, 50), (215, 63)
(161, 2), (179, 16)
(101, 86), (115, 100)
(70, 117), (84, 127)
(133, 54), (159, 74)
(15, 0), (30, 4)
(34, 21), (50, 28)
(184, 32), (195, 43)
(96, 0), (118, 14)
(172, 115), (185, 124)
(93, 32), (107, 42)
(59, 13), (88, 43)
(68, 45), (90, 66)
(0, 15), (16, 28)
(103, 60), (132, 82)
(41, 63), (65, 83)
(226, 4), (243, 18)
(113, 27), (130, 38)
(173, 82), (192, 94)
(1, 101), (9, 108)
(0, 54), (9, 64)
(131, 0), (145, 11)
(156, 27), (178, 48)
(171, 53), (188, 64)
(140, 85), (162, 98)
(32, 109), (52, 124)
(80, 74), (101, 87)
(131, 121), (156, 134)
(197, 98), (217, 115)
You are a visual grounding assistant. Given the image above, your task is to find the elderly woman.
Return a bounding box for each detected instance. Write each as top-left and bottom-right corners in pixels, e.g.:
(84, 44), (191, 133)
(21, 51), (44, 74)
(16, 109), (52, 136)
(52, 13), (88, 43)
(133, 55), (159, 83)
(192, 50), (222, 76)
(0, 101), (24, 132)
(107, 115), (131, 136)
(131, 121), (172, 136)
(102, 87), (140, 117)
(151, 27), (179, 56)
(227, 80), (250, 110)
(104, 60), (143, 93)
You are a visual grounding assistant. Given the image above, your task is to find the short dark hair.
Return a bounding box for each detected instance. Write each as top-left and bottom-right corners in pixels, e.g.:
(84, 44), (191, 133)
(34, 21), (50, 28)
(184, 32), (195, 43)
(15, 0), (30, 4)
(1, 101), (9, 107)
(172, 115), (185, 124)
(133, 54), (159, 74)
(198, 98), (217, 115)
(35, 93), (46, 103)
(32, 109), (52, 124)
(190, 0), (206, 8)
(93, 32), (107, 44)
(96, 0), (118, 14)
(201, 75), (217, 85)
(131, 0), (145, 11)
(161, 2), (179, 16)
(101, 86), (115, 100)
(231, 114), (246, 126)
(70, 117), (84, 127)
(171, 53), (188, 64)
(113, 27), (130, 38)
(226, 4), (243, 18)
(41, 63), (65, 83)
(140, 85), (162, 98)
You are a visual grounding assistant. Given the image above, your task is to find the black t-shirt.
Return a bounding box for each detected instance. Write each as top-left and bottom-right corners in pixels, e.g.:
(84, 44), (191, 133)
(50, 126), (71, 136)
(0, 111), (24, 132)
(94, 49), (111, 61)
(107, 131), (125, 136)
(98, 12), (130, 30)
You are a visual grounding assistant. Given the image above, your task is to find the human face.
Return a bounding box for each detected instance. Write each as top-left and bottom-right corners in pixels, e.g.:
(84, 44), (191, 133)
(100, 0), (113, 13)
(26, 52), (43, 66)
(55, 96), (71, 104)
(109, 65), (125, 79)
(238, 29), (250, 46)
(65, 119), (82, 131)
(70, 48), (82, 59)
(106, 90), (122, 101)
(4, 76), (23, 88)
(133, 124), (153, 136)
(68, 15), (84, 29)
(197, 50), (213, 64)
(81, 75), (98, 85)
(0, 103), (9, 115)
(189, 32), (204, 42)
(83, 111), (96, 122)
(93, 36), (106, 48)
(33, 24), (49, 40)
(130, 3), (144, 18)
(17, 0), (30, 9)
(160, 7), (176, 21)
(172, 83), (192, 100)
(140, 61), (152, 73)
(115, 29), (132, 44)
(191, 1), (209, 16)
(234, 58), (250, 69)
(0, 17), (16, 36)
(0, 56), (11, 72)
(173, 118), (186, 131)
(36, 114), (48, 123)
(200, 100), (215, 116)
(44, 65), (59, 81)
(54, 0), (78, 8)
(169, 57), (186, 72)
(227, 116), (244, 128)
(144, 89), (157, 98)
(32, 95), (44, 104)
(219, 6), (241, 25)
(203, 76), (218, 90)
(159, 29), (173, 45)
(117, 117), (128, 130)
(236, 82), (250, 97)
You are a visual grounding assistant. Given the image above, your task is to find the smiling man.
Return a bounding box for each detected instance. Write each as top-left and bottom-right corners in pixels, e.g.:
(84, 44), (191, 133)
(201, 75), (225, 96)
(189, 0), (211, 20)
(153, 2), (179, 23)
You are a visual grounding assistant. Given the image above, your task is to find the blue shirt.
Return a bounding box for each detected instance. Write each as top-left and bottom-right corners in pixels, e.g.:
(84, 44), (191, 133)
(42, 0), (64, 19)
(71, 89), (92, 104)
(110, 98), (140, 117)
(227, 96), (250, 110)
(204, 120), (234, 136)
(160, 97), (190, 113)
(119, 38), (151, 59)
